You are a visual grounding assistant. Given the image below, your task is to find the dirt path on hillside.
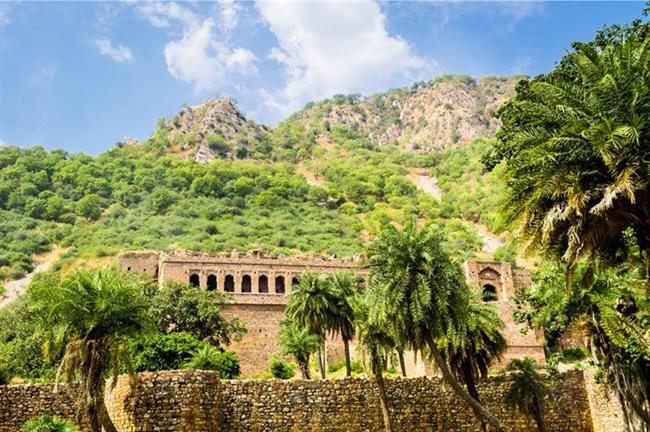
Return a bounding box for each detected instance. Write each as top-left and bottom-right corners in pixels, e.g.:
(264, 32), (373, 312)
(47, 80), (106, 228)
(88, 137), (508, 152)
(296, 161), (324, 187)
(0, 246), (66, 308)
(407, 168), (442, 200)
(475, 223), (505, 254)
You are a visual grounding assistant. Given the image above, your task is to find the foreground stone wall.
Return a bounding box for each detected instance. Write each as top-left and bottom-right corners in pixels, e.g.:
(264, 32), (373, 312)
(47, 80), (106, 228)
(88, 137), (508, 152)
(220, 372), (592, 432)
(0, 371), (594, 432)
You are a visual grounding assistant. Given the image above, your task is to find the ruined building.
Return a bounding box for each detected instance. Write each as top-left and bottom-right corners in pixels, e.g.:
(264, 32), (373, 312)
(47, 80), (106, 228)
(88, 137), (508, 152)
(119, 251), (544, 375)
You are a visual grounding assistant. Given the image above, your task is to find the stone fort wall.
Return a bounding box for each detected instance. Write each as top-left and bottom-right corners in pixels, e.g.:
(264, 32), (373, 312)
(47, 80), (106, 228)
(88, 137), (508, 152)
(0, 370), (595, 432)
(119, 252), (544, 375)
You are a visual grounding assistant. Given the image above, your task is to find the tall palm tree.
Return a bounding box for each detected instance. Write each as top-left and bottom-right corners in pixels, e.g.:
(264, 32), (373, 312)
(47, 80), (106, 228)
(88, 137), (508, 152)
(279, 322), (321, 379)
(443, 299), (507, 432)
(355, 289), (395, 432)
(285, 271), (338, 379)
(504, 358), (550, 432)
(325, 272), (358, 377)
(29, 267), (150, 432)
(365, 218), (507, 432)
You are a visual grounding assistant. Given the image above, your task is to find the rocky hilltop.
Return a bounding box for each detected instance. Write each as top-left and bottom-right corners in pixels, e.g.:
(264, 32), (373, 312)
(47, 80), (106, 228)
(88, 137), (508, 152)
(292, 75), (521, 152)
(160, 75), (522, 163)
(165, 98), (269, 164)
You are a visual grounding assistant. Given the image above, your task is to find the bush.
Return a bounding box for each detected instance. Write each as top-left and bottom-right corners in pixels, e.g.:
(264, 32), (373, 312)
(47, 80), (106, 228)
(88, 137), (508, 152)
(184, 346), (240, 379)
(20, 414), (77, 432)
(268, 355), (294, 379)
(127, 332), (205, 372)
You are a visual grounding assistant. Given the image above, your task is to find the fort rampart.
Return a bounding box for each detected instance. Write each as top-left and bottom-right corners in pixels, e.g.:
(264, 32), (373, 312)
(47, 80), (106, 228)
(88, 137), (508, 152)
(0, 370), (595, 432)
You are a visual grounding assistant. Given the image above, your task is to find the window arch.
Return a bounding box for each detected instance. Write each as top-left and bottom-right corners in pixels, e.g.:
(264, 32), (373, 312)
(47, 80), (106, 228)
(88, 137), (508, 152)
(291, 276), (300, 288)
(207, 274), (217, 291)
(242, 275), (252, 293)
(259, 275), (269, 293)
(189, 273), (200, 288)
(275, 276), (285, 294)
(224, 274), (235, 293)
(482, 284), (498, 302)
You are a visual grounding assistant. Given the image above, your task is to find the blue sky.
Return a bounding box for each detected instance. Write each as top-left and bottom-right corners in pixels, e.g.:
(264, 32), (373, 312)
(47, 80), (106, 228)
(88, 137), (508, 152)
(0, 1), (645, 155)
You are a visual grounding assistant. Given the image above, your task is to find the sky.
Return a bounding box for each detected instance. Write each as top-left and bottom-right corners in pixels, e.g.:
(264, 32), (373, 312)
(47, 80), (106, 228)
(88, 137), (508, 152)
(0, 1), (646, 155)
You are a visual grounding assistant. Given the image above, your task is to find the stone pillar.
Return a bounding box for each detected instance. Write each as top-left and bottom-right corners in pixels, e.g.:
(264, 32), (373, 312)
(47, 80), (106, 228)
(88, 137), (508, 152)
(252, 270), (259, 293)
(218, 270), (225, 292)
(234, 271), (242, 293)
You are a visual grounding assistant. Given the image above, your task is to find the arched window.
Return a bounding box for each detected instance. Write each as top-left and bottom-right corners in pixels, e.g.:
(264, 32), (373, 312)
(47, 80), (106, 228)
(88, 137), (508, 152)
(482, 284), (498, 302)
(242, 275), (252, 293)
(207, 274), (217, 291)
(189, 273), (200, 288)
(275, 276), (285, 294)
(259, 275), (269, 293)
(291, 276), (300, 288)
(224, 274), (235, 293)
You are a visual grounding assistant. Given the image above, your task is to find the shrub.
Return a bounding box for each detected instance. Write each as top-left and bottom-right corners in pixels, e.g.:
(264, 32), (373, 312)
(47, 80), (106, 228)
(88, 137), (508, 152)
(268, 355), (295, 379)
(184, 346), (240, 379)
(127, 332), (205, 372)
(20, 414), (77, 432)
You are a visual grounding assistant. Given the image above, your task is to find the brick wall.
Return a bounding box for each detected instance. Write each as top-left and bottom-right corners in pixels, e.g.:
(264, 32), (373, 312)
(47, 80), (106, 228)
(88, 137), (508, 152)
(0, 371), (596, 432)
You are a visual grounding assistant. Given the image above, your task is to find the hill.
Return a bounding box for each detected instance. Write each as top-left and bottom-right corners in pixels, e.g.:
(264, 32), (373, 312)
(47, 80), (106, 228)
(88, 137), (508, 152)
(0, 74), (521, 284)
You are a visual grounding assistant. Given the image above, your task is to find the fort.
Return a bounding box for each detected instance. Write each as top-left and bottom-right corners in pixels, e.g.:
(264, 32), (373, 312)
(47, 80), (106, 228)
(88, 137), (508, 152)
(118, 251), (544, 375)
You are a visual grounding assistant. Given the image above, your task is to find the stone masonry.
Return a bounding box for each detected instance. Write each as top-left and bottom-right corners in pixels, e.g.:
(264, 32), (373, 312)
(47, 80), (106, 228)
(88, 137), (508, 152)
(0, 370), (594, 432)
(119, 251), (545, 375)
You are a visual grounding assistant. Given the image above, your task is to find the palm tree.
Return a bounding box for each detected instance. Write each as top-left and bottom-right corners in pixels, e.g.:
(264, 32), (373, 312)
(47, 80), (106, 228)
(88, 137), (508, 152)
(443, 299), (507, 432)
(365, 218), (507, 432)
(285, 271), (338, 379)
(355, 290), (395, 432)
(325, 272), (358, 377)
(279, 322), (321, 379)
(488, 34), (650, 281)
(29, 267), (150, 432)
(504, 358), (550, 432)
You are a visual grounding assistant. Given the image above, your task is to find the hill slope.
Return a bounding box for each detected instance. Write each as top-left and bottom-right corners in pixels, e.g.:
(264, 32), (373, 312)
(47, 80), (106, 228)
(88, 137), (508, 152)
(0, 74), (521, 283)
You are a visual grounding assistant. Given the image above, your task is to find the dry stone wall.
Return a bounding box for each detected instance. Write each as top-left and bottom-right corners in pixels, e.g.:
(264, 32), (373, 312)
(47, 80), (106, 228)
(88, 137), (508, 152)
(0, 371), (594, 432)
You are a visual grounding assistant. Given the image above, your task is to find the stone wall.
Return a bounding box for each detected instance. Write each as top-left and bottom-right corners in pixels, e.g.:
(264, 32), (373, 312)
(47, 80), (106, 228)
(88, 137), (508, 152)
(0, 371), (596, 432)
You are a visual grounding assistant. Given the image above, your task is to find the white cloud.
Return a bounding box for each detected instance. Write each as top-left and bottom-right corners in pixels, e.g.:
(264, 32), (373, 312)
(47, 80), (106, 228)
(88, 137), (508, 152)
(0, 4), (10, 28)
(136, 2), (256, 93)
(29, 63), (57, 88)
(95, 38), (134, 63)
(135, 2), (198, 28)
(218, 0), (241, 34)
(0, 139), (7, 147)
(164, 18), (257, 93)
(257, 0), (427, 116)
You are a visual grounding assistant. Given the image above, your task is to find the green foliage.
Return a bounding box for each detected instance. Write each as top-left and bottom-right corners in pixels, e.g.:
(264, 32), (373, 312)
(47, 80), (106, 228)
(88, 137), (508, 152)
(150, 282), (246, 346)
(268, 355), (295, 379)
(503, 358), (549, 432)
(75, 194), (103, 221)
(327, 359), (363, 374)
(20, 414), (77, 432)
(279, 323), (320, 379)
(126, 332), (206, 372)
(183, 345), (240, 378)
(493, 241), (518, 267)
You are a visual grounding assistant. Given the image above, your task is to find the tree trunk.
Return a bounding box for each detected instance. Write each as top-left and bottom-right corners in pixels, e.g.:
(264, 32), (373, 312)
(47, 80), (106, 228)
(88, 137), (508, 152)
(299, 355), (311, 380)
(372, 355), (393, 432)
(397, 350), (407, 377)
(532, 400), (546, 432)
(430, 345), (508, 432)
(98, 393), (119, 432)
(317, 346), (326, 379)
(344, 338), (352, 377)
(461, 362), (485, 432)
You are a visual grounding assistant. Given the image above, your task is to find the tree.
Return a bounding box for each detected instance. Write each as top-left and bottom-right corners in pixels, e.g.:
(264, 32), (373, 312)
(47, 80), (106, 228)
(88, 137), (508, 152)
(75, 193), (103, 220)
(325, 272), (358, 377)
(365, 218), (507, 431)
(443, 300), (507, 432)
(150, 282), (246, 346)
(485, 23), (650, 430)
(504, 358), (550, 432)
(486, 33), (650, 282)
(29, 267), (150, 432)
(285, 271), (338, 379)
(279, 322), (321, 379)
(183, 346), (240, 378)
(355, 289), (395, 432)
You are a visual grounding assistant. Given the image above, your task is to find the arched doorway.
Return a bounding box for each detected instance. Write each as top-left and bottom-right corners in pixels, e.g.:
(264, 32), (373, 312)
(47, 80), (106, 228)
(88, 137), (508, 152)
(207, 274), (217, 291)
(259, 275), (269, 293)
(242, 275), (252, 293)
(482, 284), (498, 302)
(224, 274), (235, 293)
(275, 276), (285, 294)
(189, 273), (200, 288)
